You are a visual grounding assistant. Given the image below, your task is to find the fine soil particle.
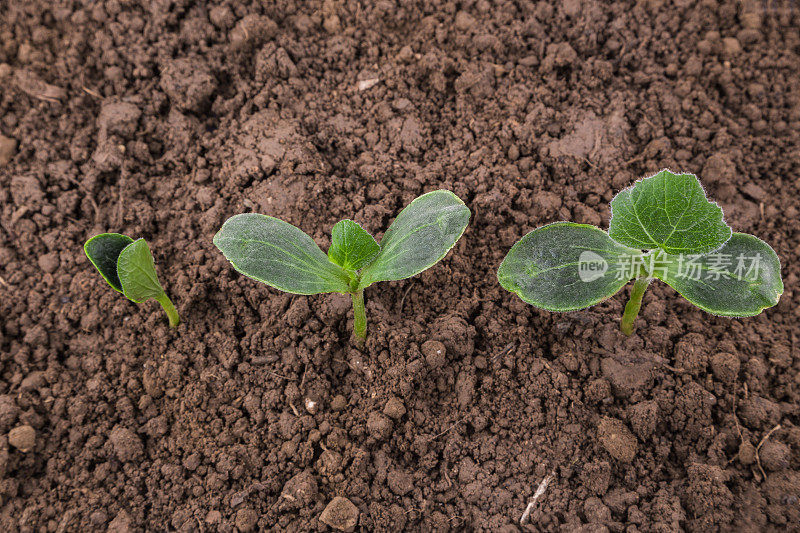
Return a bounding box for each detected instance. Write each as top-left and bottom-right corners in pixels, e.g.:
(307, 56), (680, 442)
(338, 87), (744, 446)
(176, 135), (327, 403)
(1, 0), (799, 531)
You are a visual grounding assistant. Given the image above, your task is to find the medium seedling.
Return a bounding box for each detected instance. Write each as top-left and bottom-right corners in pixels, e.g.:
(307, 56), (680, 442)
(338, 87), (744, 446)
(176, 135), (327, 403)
(213, 190), (471, 341)
(498, 170), (783, 335)
(84, 234), (180, 328)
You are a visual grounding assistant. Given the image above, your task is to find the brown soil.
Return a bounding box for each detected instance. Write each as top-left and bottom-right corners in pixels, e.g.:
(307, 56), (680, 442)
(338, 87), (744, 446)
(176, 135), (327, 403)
(1, 1), (799, 531)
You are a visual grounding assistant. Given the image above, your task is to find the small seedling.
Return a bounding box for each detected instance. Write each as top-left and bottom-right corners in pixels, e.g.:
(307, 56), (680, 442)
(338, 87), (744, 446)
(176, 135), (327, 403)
(498, 170), (783, 335)
(84, 234), (180, 328)
(213, 190), (470, 340)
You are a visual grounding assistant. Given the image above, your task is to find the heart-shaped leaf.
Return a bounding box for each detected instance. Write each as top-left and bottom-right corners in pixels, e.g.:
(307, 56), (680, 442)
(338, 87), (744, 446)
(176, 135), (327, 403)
(498, 222), (644, 311)
(117, 238), (167, 303)
(84, 233), (134, 292)
(213, 213), (351, 295)
(359, 190), (470, 288)
(655, 233), (783, 316)
(609, 169), (732, 255)
(328, 219), (380, 272)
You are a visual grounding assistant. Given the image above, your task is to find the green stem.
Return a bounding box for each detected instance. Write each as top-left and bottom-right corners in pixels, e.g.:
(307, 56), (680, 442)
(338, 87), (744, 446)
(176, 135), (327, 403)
(156, 292), (180, 328)
(351, 289), (366, 341)
(620, 276), (650, 336)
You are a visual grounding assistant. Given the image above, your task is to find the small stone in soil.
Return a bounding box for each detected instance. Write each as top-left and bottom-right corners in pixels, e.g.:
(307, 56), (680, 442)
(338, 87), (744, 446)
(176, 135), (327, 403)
(8, 425), (35, 452)
(319, 496), (359, 532)
(357, 78), (380, 91)
(304, 397), (319, 415)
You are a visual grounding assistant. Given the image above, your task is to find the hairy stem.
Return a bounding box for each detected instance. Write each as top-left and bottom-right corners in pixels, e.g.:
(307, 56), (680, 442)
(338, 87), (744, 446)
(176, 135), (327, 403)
(156, 292), (180, 328)
(351, 289), (366, 340)
(620, 276), (650, 336)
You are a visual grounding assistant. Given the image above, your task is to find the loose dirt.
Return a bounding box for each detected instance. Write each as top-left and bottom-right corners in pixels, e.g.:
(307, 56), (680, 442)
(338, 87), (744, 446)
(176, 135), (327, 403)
(1, 1), (798, 531)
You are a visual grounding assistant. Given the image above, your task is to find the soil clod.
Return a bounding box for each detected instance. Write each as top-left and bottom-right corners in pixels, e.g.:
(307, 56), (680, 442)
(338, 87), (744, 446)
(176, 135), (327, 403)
(8, 425), (35, 452)
(597, 417), (638, 463)
(319, 496), (359, 532)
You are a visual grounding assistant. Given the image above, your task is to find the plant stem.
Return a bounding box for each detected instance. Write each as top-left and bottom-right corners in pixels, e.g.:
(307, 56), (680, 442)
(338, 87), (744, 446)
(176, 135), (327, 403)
(351, 289), (366, 340)
(156, 292), (180, 328)
(620, 276), (650, 336)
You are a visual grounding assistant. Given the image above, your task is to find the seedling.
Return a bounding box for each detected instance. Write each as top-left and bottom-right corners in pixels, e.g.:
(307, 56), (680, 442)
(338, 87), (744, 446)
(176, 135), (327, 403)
(84, 234), (180, 328)
(498, 170), (783, 335)
(213, 190), (470, 340)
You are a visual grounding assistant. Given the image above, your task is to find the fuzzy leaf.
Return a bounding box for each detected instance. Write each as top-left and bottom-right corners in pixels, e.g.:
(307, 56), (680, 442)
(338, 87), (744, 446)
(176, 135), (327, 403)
(498, 222), (644, 311)
(609, 169), (732, 255)
(328, 219), (380, 271)
(655, 233), (783, 316)
(84, 233), (134, 292)
(117, 239), (167, 303)
(359, 190), (470, 288)
(214, 213), (351, 295)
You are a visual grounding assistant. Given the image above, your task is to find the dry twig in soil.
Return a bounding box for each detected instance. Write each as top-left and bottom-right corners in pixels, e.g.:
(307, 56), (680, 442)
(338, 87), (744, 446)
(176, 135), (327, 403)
(755, 424), (781, 481)
(520, 470), (556, 525)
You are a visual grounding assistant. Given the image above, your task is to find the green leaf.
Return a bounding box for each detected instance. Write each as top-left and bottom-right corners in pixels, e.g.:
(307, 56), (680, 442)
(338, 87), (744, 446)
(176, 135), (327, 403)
(608, 169), (732, 255)
(213, 213), (352, 295)
(328, 219), (380, 271)
(84, 233), (134, 292)
(359, 190), (471, 288)
(655, 233), (783, 316)
(498, 222), (644, 312)
(117, 239), (167, 303)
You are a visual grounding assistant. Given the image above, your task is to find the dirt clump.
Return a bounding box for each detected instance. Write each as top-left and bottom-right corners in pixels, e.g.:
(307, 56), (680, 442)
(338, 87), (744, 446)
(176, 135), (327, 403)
(320, 496), (359, 532)
(108, 426), (143, 462)
(0, 135), (16, 165)
(1, 0), (798, 530)
(159, 58), (217, 113)
(8, 425), (35, 452)
(760, 440), (790, 472)
(684, 464), (734, 530)
(709, 352), (740, 383)
(597, 417), (638, 463)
